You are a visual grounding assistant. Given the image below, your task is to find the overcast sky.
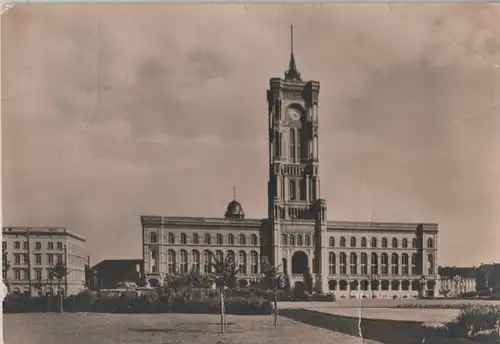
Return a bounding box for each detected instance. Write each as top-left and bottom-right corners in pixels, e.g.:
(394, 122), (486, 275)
(2, 3), (499, 266)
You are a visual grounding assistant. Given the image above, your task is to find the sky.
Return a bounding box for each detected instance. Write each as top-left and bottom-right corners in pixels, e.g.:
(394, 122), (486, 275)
(1, 3), (500, 267)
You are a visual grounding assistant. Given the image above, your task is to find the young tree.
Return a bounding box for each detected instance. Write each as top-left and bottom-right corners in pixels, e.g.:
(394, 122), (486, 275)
(51, 261), (68, 314)
(260, 262), (284, 327)
(2, 258), (11, 293)
(210, 253), (239, 334)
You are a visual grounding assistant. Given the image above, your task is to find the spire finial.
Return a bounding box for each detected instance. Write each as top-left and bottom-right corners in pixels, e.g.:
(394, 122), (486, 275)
(233, 186), (236, 200)
(285, 24), (302, 82)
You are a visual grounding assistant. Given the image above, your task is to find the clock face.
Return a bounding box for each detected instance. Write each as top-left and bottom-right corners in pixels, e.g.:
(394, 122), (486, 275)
(287, 108), (301, 122)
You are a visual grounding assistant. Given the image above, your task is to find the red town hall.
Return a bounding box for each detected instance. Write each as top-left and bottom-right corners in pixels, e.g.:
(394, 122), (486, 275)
(141, 28), (439, 299)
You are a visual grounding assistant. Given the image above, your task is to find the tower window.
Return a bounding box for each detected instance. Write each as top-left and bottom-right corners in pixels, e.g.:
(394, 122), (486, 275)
(290, 179), (296, 201)
(290, 129), (296, 160)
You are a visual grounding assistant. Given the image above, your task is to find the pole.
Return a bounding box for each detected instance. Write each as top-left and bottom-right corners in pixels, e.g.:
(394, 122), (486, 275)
(64, 243), (68, 296)
(26, 229), (32, 297)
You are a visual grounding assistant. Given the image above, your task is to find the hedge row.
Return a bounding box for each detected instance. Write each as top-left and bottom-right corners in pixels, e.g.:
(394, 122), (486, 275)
(3, 291), (273, 315)
(394, 303), (476, 310)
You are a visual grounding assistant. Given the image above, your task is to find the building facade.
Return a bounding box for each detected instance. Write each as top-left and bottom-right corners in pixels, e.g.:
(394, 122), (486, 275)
(141, 29), (439, 299)
(438, 266), (477, 297)
(2, 227), (88, 296)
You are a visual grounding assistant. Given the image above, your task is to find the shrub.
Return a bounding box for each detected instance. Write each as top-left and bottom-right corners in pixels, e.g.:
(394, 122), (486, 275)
(170, 295), (272, 315)
(421, 305), (500, 342)
(310, 293), (335, 302)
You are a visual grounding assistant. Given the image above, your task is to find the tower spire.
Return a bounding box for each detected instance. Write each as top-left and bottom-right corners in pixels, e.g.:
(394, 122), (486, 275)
(285, 24), (302, 82)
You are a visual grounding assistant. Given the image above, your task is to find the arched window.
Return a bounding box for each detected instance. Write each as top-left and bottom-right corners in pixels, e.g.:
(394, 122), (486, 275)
(238, 251), (247, 274)
(329, 237), (335, 247)
(382, 237), (388, 248)
(350, 237), (357, 248)
(216, 234), (223, 245)
(192, 233), (199, 245)
(305, 234), (311, 246)
(167, 250), (176, 274)
(392, 238), (398, 248)
(191, 250), (200, 272)
(250, 251), (258, 274)
(281, 234), (287, 246)
(228, 234), (234, 245)
(339, 253), (347, 275)
(215, 250), (224, 263)
(428, 254), (435, 274)
(150, 232), (157, 244)
(360, 253), (368, 275)
(239, 234), (246, 245)
(411, 253), (417, 275)
(402, 238), (408, 248)
(371, 253), (378, 275)
(203, 250), (212, 273)
(290, 234), (296, 246)
(381, 253), (388, 275)
(391, 253), (399, 275)
(179, 250), (188, 273)
(168, 233), (175, 244)
(290, 128), (296, 160)
(180, 233), (187, 245)
(228, 250), (235, 264)
(297, 234), (303, 246)
(204, 233), (211, 245)
(361, 237), (367, 248)
(328, 252), (336, 275)
(402, 253), (409, 275)
(371, 237), (377, 248)
(412, 238), (417, 249)
(350, 253), (358, 274)
(297, 128), (302, 160)
(290, 179), (296, 201)
(340, 237), (346, 247)
(427, 238), (434, 249)
(251, 234), (258, 246)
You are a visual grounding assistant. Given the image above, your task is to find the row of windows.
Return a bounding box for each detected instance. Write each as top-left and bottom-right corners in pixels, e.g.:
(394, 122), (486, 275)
(2, 241), (65, 251)
(326, 236), (433, 249)
(5, 267), (83, 282)
(150, 249), (260, 275)
(327, 252), (435, 275)
(149, 232), (259, 246)
(279, 235), (434, 249)
(4, 253), (64, 266)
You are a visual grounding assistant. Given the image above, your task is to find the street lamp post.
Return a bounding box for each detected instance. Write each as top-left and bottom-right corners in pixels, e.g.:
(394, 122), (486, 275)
(419, 275), (426, 298)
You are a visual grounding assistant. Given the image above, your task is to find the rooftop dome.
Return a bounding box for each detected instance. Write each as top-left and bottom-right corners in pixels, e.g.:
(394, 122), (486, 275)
(225, 199), (245, 220)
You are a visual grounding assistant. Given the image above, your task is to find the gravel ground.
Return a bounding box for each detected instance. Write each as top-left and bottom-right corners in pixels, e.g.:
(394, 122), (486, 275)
(3, 313), (380, 344)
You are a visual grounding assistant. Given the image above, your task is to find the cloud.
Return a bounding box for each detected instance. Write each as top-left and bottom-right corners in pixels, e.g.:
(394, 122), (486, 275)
(2, 3), (500, 265)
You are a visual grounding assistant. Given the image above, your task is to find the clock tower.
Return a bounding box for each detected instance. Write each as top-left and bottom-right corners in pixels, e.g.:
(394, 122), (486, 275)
(266, 26), (328, 292)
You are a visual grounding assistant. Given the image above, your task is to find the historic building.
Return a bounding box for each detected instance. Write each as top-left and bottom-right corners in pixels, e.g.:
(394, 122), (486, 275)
(2, 227), (88, 296)
(141, 27), (439, 299)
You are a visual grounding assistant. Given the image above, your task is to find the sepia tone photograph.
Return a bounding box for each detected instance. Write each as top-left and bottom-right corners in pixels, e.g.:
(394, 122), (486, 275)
(1, 2), (500, 344)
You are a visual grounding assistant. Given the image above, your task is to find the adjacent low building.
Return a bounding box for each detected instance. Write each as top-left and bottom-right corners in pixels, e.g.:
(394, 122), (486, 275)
(90, 259), (144, 290)
(2, 227), (87, 296)
(438, 266), (477, 297)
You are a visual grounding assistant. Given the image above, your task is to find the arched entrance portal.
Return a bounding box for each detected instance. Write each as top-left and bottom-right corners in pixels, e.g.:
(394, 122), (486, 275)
(291, 251), (309, 275)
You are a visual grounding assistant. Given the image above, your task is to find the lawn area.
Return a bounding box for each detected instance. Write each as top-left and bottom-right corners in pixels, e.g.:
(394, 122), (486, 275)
(3, 313), (381, 344)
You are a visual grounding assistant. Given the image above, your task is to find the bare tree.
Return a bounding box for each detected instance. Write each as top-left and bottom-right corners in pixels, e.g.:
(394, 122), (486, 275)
(260, 261), (284, 327)
(210, 253), (239, 334)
